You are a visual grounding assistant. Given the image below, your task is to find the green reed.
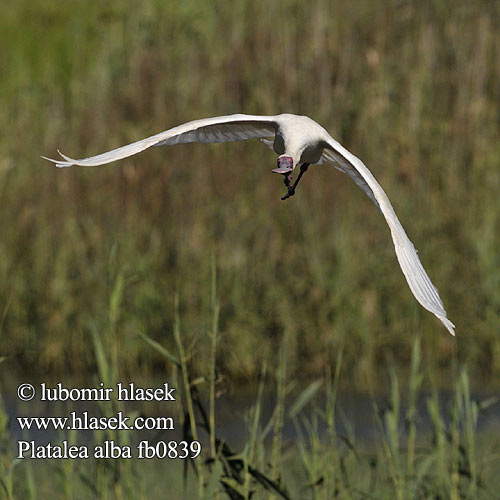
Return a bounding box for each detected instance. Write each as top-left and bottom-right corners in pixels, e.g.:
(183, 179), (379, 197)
(0, 0), (499, 386)
(0, 291), (499, 498)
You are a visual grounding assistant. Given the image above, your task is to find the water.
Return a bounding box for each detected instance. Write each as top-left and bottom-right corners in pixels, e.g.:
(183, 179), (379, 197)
(2, 369), (500, 455)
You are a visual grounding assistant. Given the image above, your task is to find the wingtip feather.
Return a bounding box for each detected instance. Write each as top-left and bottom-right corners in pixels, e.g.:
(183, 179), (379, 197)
(41, 151), (75, 168)
(439, 316), (456, 336)
(40, 155), (56, 163)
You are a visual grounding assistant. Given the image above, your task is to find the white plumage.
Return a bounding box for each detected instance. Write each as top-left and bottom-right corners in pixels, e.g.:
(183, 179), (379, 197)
(43, 113), (455, 335)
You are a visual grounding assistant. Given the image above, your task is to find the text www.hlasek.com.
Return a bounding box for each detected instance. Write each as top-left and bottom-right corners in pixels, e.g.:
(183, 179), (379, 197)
(16, 381), (202, 460)
(18, 412), (173, 431)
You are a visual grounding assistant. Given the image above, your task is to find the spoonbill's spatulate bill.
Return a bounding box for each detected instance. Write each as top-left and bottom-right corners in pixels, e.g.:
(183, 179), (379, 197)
(43, 113), (455, 335)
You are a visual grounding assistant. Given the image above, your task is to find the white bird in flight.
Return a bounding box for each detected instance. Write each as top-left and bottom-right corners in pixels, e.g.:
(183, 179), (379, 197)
(43, 113), (455, 335)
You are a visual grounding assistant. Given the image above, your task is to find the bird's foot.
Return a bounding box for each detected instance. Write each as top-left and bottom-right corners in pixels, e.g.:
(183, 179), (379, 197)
(281, 188), (295, 201)
(279, 163), (310, 201)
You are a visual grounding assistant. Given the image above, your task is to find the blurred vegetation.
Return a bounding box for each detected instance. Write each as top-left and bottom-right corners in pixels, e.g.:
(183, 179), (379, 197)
(1, 313), (499, 499)
(1, 0), (499, 387)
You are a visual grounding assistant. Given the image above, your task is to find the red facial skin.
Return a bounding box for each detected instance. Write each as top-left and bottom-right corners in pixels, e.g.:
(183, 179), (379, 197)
(272, 156), (293, 174)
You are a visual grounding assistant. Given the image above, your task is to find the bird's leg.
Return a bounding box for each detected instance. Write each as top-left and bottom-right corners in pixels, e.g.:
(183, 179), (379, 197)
(281, 163), (310, 201)
(283, 172), (293, 190)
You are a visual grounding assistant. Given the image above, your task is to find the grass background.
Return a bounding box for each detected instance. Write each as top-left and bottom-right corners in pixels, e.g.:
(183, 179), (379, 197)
(1, 0), (500, 389)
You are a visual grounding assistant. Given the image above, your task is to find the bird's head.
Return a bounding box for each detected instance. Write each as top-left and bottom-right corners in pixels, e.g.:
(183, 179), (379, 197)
(272, 155), (294, 175)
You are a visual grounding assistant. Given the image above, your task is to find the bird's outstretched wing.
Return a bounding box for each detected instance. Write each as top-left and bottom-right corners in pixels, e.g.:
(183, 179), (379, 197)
(42, 114), (277, 168)
(322, 136), (455, 336)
